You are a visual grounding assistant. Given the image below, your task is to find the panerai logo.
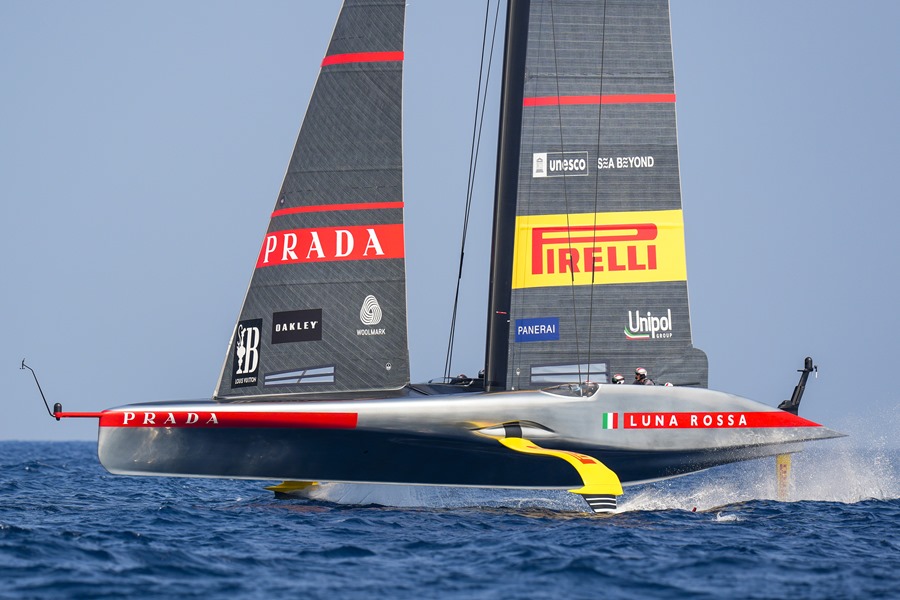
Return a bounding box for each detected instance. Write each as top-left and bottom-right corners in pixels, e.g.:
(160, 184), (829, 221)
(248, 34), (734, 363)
(515, 317), (560, 343)
(232, 318), (262, 387)
(625, 309), (673, 340)
(357, 295), (385, 336)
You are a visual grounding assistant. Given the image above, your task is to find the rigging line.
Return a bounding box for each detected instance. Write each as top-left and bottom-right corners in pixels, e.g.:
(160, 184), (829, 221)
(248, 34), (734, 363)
(443, 0), (501, 380)
(548, 0), (583, 383)
(586, 0), (609, 380)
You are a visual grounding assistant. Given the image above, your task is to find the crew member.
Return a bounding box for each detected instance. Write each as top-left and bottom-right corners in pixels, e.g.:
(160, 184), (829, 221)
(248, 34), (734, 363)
(611, 374), (625, 384)
(633, 367), (655, 385)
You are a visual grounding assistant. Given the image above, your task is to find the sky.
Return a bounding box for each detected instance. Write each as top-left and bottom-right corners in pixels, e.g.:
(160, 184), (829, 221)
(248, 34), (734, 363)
(3, 1), (898, 443)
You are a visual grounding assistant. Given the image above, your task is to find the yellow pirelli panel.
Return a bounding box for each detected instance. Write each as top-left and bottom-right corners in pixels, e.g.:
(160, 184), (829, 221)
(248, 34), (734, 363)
(511, 209), (687, 289)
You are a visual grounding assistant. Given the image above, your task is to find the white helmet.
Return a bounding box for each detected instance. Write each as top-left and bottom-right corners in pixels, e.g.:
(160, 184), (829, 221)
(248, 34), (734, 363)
(612, 374), (625, 384)
(635, 367), (648, 379)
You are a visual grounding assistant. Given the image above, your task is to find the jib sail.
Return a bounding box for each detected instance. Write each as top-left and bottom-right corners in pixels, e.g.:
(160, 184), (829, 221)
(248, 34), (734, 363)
(486, 0), (708, 390)
(215, 0), (409, 400)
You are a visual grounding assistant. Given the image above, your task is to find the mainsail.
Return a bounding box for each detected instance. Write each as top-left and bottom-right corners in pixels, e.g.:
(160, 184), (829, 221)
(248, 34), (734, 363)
(215, 0), (409, 400)
(486, 0), (708, 390)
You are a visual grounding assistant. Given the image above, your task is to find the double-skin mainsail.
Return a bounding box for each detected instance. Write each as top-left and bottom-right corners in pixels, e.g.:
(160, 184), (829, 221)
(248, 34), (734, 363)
(214, 1), (409, 400)
(486, 0), (708, 391)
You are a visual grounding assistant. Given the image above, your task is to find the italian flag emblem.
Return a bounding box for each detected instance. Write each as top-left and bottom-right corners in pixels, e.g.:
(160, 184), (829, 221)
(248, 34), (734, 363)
(601, 412), (618, 429)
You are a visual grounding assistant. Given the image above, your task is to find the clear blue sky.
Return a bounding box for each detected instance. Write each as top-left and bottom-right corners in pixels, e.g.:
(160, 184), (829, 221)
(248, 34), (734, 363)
(3, 1), (898, 443)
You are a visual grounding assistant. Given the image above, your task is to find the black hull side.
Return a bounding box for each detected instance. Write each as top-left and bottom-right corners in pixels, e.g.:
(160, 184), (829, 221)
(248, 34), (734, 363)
(99, 426), (803, 487)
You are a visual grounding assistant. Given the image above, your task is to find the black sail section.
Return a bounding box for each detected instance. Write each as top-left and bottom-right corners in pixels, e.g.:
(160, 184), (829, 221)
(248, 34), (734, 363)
(215, 0), (409, 400)
(489, 0), (708, 390)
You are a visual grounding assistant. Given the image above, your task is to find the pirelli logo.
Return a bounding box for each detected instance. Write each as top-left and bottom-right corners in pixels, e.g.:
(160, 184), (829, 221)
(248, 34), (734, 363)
(511, 210), (687, 289)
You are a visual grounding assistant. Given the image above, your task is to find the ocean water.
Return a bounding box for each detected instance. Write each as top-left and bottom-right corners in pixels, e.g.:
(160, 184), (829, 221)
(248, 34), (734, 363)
(1, 441), (897, 599)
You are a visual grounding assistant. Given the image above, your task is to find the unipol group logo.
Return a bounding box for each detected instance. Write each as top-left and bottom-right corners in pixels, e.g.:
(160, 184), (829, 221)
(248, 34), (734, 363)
(625, 309), (674, 340)
(511, 210), (687, 289)
(232, 318), (262, 388)
(533, 152), (589, 178)
(357, 295), (385, 336)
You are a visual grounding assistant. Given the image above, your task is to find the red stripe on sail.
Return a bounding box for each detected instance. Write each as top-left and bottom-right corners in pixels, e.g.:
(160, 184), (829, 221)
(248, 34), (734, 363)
(272, 202), (404, 218)
(622, 412), (822, 429)
(100, 411), (358, 429)
(523, 94), (676, 107)
(321, 51), (404, 66)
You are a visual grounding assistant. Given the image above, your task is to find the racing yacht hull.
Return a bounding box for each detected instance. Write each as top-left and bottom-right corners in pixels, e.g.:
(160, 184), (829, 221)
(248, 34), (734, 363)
(97, 384), (842, 488)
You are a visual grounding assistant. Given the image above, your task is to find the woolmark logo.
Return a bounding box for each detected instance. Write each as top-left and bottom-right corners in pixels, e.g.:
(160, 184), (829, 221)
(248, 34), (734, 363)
(357, 295), (385, 336)
(625, 309), (673, 340)
(533, 152), (589, 178)
(232, 318), (262, 388)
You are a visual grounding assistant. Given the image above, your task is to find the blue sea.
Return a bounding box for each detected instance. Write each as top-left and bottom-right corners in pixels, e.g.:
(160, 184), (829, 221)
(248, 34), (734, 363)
(1, 441), (897, 599)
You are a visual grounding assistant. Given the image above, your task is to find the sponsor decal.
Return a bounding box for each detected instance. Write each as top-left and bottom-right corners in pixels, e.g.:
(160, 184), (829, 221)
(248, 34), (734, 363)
(231, 319), (262, 388)
(597, 156), (655, 170)
(264, 365), (335, 386)
(357, 295), (385, 336)
(622, 412), (821, 429)
(511, 210), (687, 289)
(256, 224), (404, 268)
(601, 413), (618, 430)
(101, 410), (358, 429)
(515, 317), (560, 342)
(272, 308), (322, 344)
(625, 309), (673, 340)
(532, 151), (589, 178)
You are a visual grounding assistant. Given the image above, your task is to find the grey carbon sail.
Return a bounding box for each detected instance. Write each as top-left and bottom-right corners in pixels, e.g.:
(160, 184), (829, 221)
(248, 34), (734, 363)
(487, 0), (708, 390)
(215, 0), (409, 400)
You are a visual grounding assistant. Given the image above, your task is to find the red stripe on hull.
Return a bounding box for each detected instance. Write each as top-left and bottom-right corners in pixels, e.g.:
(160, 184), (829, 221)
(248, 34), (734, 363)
(623, 411), (821, 429)
(100, 411), (358, 429)
(321, 51), (404, 66)
(271, 201), (404, 218)
(523, 94), (676, 107)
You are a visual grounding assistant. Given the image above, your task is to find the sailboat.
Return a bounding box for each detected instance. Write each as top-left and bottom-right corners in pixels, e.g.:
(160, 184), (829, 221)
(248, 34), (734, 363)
(46, 0), (841, 513)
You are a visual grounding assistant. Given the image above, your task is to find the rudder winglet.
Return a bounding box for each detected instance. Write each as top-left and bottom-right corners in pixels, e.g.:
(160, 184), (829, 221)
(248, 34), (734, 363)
(498, 437), (622, 513)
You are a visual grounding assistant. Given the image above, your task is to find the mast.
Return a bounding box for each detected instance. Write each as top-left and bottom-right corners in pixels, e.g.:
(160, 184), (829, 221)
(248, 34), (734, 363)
(485, 0), (531, 392)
